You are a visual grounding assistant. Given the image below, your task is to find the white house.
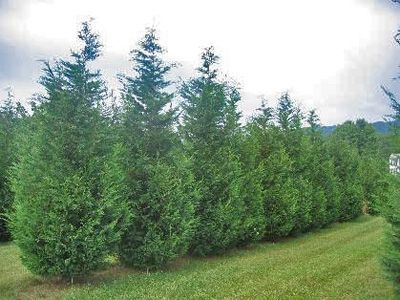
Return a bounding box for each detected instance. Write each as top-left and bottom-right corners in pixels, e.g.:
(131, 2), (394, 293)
(389, 154), (400, 174)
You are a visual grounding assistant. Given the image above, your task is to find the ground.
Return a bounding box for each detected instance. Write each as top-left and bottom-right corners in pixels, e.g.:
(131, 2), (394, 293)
(0, 216), (394, 299)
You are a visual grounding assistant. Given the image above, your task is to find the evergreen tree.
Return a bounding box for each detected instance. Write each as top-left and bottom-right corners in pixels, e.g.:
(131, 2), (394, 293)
(275, 94), (313, 234)
(305, 110), (333, 228)
(262, 143), (299, 239)
(0, 91), (26, 241)
(381, 175), (400, 294)
(247, 102), (298, 240)
(381, 8), (400, 292)
(359, 156), (390, 215)
(180, 47), (253, 255)
(326, 136), (363, 221)
(226, 88), (265, 245)
(333, 120), (385, 215)
(10, 22), (126, 280)
(110, 28), (196, 269)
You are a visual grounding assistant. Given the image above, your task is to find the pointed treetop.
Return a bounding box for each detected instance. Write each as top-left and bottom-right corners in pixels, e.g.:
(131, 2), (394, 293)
(253, 99), (274, 129)
(136, 27), (162, 55)
(276, 92), (303, 130)
(307, 109), (320, 131)
(125, 26), (173, 94)
(197, 46), (219, 80)
(73, 20), (102, 62)
(258, 100), (274, 121)
(0, 88), (26, 118)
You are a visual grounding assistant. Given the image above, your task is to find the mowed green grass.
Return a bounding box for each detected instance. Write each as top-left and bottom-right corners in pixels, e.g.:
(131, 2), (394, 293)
(0, 216), (395, 299)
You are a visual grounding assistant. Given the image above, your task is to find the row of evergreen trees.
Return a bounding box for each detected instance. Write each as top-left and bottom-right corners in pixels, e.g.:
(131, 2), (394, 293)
(0, 22), (390, 281)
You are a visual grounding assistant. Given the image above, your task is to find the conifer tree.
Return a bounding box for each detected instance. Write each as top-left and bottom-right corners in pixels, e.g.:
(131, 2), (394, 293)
(305, 110), (334, 228)
(262, 143), (299, 239)
(109, 28), (196, 269)
(247, 102), (298, 240)
(10, 21), (126, 280)
(180, 47), (256, 255)
(381, 8), (400, 292)
(0, 91), (26, 241)
(275, 93), (313, 234)
(382, 175), (400, 294)
(326, 136), (363, 221)
(225, 87), (265, 245)
(333, 119), (387, 215)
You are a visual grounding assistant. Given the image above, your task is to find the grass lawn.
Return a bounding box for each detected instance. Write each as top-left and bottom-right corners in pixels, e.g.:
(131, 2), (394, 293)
(0, 216), (395, 299)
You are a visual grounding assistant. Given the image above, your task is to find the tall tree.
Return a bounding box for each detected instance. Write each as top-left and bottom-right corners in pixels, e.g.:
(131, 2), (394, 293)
(326, 136), (363, 221)
(10, 21), (127, 281)
(381, 4), (400, 291)
(246, 100), (299, 240)
(0, 91), (26, 241)
(305, 110), (337, 228)
(333, 119), (387, 214)
(180, 47), (262, 255)
(108, 28), (196, 270)
(275, 94), (313, 234)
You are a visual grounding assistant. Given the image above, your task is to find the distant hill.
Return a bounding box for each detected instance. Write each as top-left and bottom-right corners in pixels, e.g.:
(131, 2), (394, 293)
(321, 121), (392, 135)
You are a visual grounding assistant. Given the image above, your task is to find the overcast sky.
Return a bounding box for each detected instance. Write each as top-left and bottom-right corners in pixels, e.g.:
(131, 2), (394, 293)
(0, 0), (400, 125)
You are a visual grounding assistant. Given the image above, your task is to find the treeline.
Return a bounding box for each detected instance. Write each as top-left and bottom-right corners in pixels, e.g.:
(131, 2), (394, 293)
(0, 22), (392, 281)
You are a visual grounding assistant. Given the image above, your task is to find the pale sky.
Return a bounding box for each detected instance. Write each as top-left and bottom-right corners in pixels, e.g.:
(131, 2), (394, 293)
(0, 0), (400, 125)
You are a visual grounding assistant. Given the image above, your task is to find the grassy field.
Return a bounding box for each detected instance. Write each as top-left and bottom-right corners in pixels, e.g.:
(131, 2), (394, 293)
(0, 216), (394, 299)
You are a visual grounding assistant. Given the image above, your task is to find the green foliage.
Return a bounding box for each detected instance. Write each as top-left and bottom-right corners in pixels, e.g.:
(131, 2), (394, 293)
(382, 176), (400, 294)
(360, 157), (390, 215)
(304, 112), (332, 228)
(0, 92), (26, 241)
(248, 95), (368, 239)
(180, 47), (256, 255)
(111, 28), (196, 269)
(10, 21), (125, 280)
(118, 27), (177, 159)
(327, 137), (364, 221)
(261, 145), (298, 239)
(11, 174), (122, 278)
(189, 148), (244, 255)
(317, 158), (340, 225)
(334, 119), (378, 155)
(116, 154), (196, 269)
(332, 119), (389, 215)
(236, 137), (265, 245)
